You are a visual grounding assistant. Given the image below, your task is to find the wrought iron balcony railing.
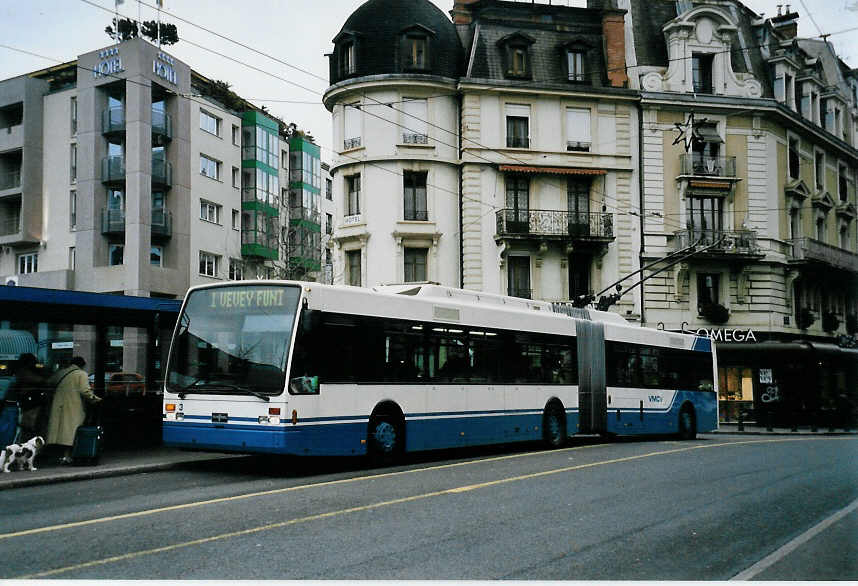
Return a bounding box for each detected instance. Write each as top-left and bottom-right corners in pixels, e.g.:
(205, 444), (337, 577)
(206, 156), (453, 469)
(496, 209), (614, 239)
(673, 229), (760, 255)
(679, 154), (737, 177)
(789, 237), (858, 272)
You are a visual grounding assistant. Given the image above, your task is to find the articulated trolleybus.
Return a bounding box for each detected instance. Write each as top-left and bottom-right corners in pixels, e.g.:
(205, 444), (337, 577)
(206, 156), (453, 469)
(162, 281), (717, 457)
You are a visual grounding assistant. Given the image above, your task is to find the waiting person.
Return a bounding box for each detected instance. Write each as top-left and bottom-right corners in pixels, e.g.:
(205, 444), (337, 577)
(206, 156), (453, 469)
(45, 357), (101, 464)
(10, 353), (47, 438)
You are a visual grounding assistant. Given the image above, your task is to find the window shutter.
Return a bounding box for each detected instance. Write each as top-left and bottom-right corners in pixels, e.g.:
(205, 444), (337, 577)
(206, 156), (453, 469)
(402, 98), (428, 140)
(344, 104), (361, 141)
(566, 108), (591, 149)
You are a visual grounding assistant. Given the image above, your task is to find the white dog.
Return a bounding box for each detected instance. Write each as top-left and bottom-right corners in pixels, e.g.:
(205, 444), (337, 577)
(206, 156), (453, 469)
(0, 436), (45, 472)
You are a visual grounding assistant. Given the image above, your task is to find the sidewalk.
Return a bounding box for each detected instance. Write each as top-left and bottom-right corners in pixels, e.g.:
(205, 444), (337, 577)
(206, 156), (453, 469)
(0, 445), (246, 491)
(2, 424), (855, 490)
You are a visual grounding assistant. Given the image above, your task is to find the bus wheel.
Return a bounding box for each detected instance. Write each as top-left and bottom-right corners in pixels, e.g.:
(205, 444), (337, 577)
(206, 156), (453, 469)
(678, 405), (697, 440)
(542, 404), (567, 448)
(368, 416), (402, 463)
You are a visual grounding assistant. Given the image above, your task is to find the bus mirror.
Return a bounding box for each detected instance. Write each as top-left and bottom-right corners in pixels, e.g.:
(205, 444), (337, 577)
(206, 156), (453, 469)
(290, 375), (319, 395)
(300, 309), (318, 334)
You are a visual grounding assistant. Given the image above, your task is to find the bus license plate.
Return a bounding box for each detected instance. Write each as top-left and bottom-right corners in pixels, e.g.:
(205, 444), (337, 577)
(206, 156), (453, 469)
(212, 413), (228, 424)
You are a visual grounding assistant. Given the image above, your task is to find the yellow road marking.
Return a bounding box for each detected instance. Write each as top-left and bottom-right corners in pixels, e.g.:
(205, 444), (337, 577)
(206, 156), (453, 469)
(15, 436), (855, 579)
(0, 442), (601, 541)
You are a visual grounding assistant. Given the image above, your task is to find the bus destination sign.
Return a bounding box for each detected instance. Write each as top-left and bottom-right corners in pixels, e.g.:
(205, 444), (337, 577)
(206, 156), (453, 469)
(208, 288), (286, 310)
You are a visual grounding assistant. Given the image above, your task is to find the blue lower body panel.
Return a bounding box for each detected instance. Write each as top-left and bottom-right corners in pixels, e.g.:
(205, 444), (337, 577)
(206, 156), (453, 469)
(604, 391), (718, 435)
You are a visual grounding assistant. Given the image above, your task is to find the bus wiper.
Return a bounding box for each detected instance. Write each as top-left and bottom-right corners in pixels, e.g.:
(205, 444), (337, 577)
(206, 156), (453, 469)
(187, 382), (271, 402)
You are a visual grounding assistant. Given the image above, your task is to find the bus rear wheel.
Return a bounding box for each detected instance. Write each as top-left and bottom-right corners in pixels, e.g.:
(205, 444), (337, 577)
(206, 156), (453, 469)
(678, 405), (697, 440)
(543, 404), (567, 448)
(368, 416), (403, 463)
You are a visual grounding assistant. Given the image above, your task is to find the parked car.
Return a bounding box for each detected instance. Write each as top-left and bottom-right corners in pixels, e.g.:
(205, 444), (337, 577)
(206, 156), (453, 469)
(89, 372), (146, 395)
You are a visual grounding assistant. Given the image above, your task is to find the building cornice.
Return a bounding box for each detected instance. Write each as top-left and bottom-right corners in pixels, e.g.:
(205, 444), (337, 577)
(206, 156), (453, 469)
(323, 74), (458, 110)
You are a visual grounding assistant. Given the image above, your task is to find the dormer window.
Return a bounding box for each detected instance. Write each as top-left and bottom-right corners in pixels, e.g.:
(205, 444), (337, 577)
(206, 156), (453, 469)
(404, 34), (427, 69)
(498, 33), (535, 80)
(692, 54), (713, 94)
(400, 25), (434, 71)
(567, 50), (584, 82)
(340, 40), (355, 77)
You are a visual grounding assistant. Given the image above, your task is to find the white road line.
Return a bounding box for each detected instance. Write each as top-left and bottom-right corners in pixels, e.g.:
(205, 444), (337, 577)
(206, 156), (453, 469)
(731, 497), (858, 580)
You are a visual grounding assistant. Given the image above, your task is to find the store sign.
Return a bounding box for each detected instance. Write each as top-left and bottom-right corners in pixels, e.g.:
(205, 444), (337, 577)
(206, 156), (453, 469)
(690, 328), (758, 342)
(93, 47), (124, 79)
(153, 52), (177, 85)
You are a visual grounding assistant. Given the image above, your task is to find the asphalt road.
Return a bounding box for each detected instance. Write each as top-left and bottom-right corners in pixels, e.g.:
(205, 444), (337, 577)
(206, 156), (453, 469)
(1, 434), (856, 580)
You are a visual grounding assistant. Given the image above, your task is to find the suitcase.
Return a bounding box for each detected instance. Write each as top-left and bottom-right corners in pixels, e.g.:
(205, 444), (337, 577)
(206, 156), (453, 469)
(71, 425), (104, 465)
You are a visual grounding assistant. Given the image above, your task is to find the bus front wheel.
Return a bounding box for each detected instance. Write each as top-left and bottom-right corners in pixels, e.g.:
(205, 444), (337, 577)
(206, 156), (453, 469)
(678, 405), (697, 440)
(368, 416), (403, 462)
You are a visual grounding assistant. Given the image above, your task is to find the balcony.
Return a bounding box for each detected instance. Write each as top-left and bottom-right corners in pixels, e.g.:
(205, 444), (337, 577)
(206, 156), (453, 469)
(241, 230), (278, 260)
(101, 208), (125, 236)
(0, 170), (21, 192)
(672, 229), (762, 257)
(679, 154), (737, 178)
(102, 208), (173, 239)
(151, 156), (172, 188)
(101, 156), (125, 185)
(102, 107), (125, 135)
(0, 215), (20, 237)
(495, 209), (614, 241)
(289, 205), (321, 225)
(0, 124), (22, 151)
(151, 109), (172, 144)
(789, 237), (858, 272)
(151, 208), (172, 240)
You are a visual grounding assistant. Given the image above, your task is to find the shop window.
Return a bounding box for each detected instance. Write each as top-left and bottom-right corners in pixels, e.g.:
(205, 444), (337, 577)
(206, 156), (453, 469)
(718, 367), (755, 422)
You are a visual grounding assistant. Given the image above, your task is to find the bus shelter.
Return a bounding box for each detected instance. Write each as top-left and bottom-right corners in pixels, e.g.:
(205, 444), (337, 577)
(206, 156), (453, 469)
(0, 286), (180, 447)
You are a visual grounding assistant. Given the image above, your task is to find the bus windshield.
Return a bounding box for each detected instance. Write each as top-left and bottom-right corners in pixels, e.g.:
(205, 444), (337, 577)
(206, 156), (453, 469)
(166, 284), (301, 397)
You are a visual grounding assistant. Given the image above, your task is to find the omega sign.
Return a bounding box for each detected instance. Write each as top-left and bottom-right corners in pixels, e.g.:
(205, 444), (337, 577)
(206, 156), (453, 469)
(694, 328), (758, 342)
(93, 47), (124, 79)
(153, 52), (177, 85)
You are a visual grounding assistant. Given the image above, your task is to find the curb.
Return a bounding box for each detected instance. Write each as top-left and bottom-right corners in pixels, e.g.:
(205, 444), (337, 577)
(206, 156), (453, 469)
(0, 455), (246, 491)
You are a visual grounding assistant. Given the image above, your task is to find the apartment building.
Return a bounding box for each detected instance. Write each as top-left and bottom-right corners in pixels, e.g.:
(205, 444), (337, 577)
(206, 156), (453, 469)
(324, 0), (637, 312)
(0, 37), (294, 298)
(622, 1), (858, 422)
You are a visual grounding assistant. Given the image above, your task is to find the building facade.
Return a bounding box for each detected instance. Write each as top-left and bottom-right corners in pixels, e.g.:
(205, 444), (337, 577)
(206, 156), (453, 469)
(324, 0), (636, 313)
(623, 1), (858, 424)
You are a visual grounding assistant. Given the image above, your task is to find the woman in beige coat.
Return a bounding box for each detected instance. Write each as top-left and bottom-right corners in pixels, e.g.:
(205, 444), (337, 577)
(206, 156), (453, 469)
(46, 356), (101, 464)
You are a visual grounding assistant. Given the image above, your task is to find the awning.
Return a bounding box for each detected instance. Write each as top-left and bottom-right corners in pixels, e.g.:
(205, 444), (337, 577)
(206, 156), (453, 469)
(498, 165), (607, 176)
(689, 180), (732, 190)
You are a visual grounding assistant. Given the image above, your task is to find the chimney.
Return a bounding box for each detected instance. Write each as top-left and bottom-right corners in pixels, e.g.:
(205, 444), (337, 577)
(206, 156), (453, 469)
(451, 0), (479, 25)
(602, 9), (628, 88)
(771, 6), (799, 40)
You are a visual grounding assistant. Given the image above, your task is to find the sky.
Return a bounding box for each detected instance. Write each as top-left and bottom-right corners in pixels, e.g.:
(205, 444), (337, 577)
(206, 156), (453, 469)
(1, 0), (856, 162)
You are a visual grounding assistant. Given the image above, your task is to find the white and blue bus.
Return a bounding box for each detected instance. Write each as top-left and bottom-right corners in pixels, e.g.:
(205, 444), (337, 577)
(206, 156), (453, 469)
(162, 281), (718, 457)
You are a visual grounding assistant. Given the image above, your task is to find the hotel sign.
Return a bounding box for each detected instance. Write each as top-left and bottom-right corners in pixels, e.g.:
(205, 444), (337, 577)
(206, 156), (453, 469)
(93, 47), (124, 79)
(153, 52), (177, 85)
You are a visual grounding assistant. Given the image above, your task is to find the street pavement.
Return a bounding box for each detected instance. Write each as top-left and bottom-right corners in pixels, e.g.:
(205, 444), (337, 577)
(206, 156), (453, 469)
(0, 422), (853, 490)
